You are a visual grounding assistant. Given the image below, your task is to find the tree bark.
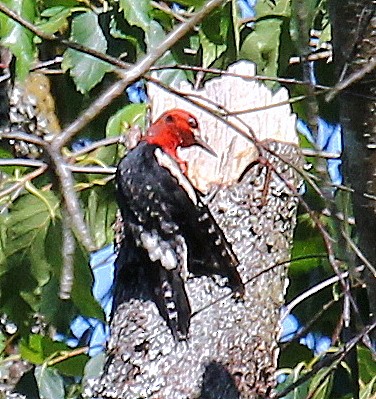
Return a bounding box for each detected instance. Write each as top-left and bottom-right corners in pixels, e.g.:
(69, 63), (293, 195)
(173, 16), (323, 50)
(329, 0), (376, 340)
(87, 61), (303, 398)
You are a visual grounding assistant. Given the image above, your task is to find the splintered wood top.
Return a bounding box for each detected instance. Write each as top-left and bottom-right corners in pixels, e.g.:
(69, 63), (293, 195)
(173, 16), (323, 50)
(148, 61), (298, 193)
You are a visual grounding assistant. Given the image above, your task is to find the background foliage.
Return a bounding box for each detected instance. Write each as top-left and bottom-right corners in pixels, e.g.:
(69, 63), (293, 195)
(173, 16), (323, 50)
(0, 0), (374, 398)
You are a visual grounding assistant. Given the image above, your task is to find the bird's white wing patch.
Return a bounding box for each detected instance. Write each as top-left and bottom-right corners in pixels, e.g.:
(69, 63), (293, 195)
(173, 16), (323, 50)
(154, 148), (198, 205)
(139, 229), (188, 279)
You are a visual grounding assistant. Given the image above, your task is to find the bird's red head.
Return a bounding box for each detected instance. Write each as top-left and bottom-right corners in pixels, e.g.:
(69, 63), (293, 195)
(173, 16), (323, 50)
(144, 109), (215, 168)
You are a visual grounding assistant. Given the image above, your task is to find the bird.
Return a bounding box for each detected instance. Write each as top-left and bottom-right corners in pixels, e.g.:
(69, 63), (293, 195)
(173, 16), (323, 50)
(114, 108), (244, 341)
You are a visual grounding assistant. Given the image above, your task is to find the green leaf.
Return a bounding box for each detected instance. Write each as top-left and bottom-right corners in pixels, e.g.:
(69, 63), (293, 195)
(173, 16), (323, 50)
(35, 365), (65, 399)
(92, 103), (147, 166)
(147, 21), (187, 85)
(291, 213), (326, 273)
(62, 12), (112, 93)
(71, 245), (104, 321)
(83, 352), (106, 382)
(256, 0), (291, 18)
(0, 331), (6, 354)
(240, 0), (292, 79)
(37, 6), (75, 35)
(308, 367), (333, 399)
(0, 0), (36, 79)
(360, 375), (376, 399)
(21, 334), (89, 376)
(3, 191), (60, 285)
(105, 103), (147, 138)
(275, 363), (310, 399)
(358, 346), (376, 384)
(54, 351), (89, 377)
(85, 187), (117, 249)
(240, 18), (283, 78)
(120, 0), (151, 31)
(40, 275), (77, 332)
(172, 0), (205, 7)
(20, 334), (45, 364)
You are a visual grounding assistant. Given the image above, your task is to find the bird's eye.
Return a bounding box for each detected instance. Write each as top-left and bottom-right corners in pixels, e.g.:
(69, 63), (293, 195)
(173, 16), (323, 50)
(188, 117), (198, 129)
(165, 115), (174, 123)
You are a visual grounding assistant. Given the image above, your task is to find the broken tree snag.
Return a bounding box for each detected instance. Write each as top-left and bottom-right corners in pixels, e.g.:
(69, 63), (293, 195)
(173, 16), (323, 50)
(88, 61), (303, 399)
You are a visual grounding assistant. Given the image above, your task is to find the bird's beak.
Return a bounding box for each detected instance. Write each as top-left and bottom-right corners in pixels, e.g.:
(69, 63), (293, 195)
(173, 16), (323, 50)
(194, 131), (217, 157)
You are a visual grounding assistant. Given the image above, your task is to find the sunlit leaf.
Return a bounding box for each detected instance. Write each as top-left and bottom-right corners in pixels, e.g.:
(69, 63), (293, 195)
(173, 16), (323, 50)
(3, 191), (60, 285)
(0, 0), (36, 79)
(35, 365), (65, 399)
(309, 367), (333, 399)
(360, 375), (376, 399)
(62, 11), (112, 93)
(20, 334), (45, 365)
(37, 6), (76, 35)
(105, 103), (147, 138)
(85, 187), (117, 249)
(147, 21), (187, 85)
(119, 0), (151, 31)
(358, 346), (376, 384)
(21, 333), (89, 376)
(71, 244), (104, 321)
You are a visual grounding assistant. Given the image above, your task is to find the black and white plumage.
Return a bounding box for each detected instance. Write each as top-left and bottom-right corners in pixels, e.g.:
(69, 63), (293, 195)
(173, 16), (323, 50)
(114, 111), (244, 340)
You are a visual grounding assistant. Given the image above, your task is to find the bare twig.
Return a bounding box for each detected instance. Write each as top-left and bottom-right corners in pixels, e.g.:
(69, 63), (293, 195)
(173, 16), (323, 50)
(0, 165), (47, 200)
(281, 267), (364, 321)
(0, 159), (116, 174)
(47, 346), (89, 367)
(302, 149), (341, 159)
(342, 231), (376, 278)
(45, 145), (96, 252)
(326, 57), (376, 102)
(150, 1), (188, 22)
(0, 130), (46, 147)
(59, 207), (75, 300)
(150, 64), (331, 90)
(71, 136), (122, 158)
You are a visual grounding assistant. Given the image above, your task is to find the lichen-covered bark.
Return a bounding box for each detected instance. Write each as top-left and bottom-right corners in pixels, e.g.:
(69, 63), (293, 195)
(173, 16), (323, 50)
(87, 62), (303, 398)
(329, 0), (376, 337)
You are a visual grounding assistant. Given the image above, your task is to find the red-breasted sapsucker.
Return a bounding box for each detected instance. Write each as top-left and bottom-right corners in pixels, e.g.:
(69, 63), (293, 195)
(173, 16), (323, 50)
(115, 109), (244, 340)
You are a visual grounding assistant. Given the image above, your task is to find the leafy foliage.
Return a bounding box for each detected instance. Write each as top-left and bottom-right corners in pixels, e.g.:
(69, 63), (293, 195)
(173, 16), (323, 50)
(0, 0), (374, 398)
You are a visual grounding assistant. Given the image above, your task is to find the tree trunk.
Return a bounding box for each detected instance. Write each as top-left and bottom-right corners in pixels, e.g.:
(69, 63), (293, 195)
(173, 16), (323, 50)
(329, 0), (376, 340)
(87, 61), (303, 398)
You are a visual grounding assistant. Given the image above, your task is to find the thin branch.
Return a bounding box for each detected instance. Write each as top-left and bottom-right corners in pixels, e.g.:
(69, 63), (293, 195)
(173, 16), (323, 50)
(0, 159), (44, 168)
(150, 64), (331, 90)
(342, 231), (376, 278)
(326, 56), (376, 101)
(70, 136), (122, 158)
(301, 148), (341, 159)
(70, 165), (116, 174)
(0, 165), (47, 200)
(0, 130), (46, 147)
(45, 145), (96, 252)
(150, 1), (188, 22)
(59, 207), (75, 300)
(281, 268), (367, 321)
(47, 346), (88, 367)
(289, 50), (332, 64)
(0, 159), (116, 175)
